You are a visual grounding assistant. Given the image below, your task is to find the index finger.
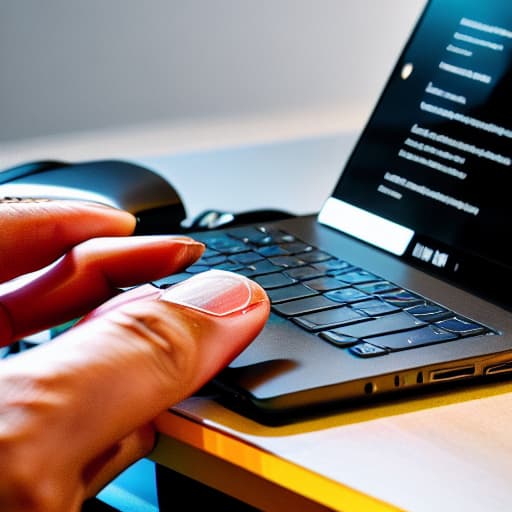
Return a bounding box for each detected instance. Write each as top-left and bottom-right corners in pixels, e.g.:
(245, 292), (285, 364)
(0, 198), (136, 282)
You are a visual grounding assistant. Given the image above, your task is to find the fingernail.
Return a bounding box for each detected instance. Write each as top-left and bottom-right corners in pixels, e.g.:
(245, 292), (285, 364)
(160, 269), (263, 316)
(130, 234), (204, 248)
(166, 235), (205, 246)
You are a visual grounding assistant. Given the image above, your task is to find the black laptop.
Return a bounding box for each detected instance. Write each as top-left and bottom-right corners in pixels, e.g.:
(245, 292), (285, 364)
(154, 0), (512, 423)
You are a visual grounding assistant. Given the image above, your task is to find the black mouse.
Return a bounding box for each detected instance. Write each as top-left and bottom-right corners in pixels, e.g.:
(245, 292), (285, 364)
(0, 159), (187, 235)
(0, 159), (293, 235)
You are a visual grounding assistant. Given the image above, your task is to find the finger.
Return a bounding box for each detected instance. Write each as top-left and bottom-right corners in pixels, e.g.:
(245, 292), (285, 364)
(0, 199), (136, 283)
(0, 235), (204, 344)
(0, 270), (269, 501)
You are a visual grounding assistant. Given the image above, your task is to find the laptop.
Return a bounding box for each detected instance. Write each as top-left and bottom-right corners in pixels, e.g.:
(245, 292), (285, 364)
(154, 0), (512, 423)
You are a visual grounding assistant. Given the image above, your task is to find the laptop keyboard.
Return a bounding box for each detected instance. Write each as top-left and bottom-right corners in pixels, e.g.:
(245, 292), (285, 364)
(152, 225), (493, 358)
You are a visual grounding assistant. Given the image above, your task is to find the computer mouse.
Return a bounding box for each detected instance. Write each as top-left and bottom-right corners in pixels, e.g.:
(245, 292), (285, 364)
(0, 159), (187, 235)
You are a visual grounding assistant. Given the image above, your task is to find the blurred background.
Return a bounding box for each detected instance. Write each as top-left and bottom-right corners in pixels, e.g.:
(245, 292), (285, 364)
(0, 0), (425, 163)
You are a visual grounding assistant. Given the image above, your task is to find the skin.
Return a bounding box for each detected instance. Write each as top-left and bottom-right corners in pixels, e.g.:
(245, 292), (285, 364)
(0, 199), (270, 511)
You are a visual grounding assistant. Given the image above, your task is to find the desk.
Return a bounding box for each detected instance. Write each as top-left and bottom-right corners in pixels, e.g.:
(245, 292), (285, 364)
(152, 379), (512, 511)
(136, 133), (512, 512)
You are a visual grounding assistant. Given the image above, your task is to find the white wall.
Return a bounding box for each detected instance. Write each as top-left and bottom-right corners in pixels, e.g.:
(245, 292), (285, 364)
(0, 0), (425, 143)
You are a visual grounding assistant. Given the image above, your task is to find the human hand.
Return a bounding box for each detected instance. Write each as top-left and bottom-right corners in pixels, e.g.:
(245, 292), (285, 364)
(0, 199), (270, 511)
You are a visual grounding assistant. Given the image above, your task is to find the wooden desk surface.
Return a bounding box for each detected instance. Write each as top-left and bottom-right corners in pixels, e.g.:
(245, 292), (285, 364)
(152, 378), (512, 512)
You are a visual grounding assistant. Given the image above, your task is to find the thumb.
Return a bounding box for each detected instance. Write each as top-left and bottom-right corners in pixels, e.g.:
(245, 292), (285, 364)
(77, 268), (271, 397)
(57, 269), (269, 441)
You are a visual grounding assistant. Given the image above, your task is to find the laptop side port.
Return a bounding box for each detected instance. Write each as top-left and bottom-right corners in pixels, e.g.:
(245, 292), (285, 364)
(430, 365), (475, 382)
(484, 362), (512, 376)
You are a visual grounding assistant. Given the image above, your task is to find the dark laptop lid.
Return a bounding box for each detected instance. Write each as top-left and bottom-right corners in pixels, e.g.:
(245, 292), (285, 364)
(319, 0), (512, 307)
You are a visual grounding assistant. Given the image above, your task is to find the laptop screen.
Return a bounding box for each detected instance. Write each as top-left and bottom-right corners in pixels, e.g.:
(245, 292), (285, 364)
(319, 0), (512, 306)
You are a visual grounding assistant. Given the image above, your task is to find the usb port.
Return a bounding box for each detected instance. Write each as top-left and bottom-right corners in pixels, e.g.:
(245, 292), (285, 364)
(485, 362), (512, 376)
(431, 366), (475, 382)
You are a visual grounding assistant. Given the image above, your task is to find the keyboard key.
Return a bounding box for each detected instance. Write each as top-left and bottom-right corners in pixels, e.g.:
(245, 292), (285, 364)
(355, 281), (398, 294)
(281, 241), (314, 254)
(378, 289), (423, 307)
(350, 298), (400, 316)
(263, 228), (296, 244)
(284, 266), (324, 280)
(257, 245), (290, 257)
(254, 273), (297, 289)
(266, 283), (319, 304)
(320, 332), (359, 348)
(200, 235), (249, 254)
(292, 307), (367, 332)
(366, 324), (458, 351)
(237, 260), (283, 277)
(230, 251), (264, 264)
(336, 269), (380, 284)
(325, 288), (369, 304)
(272, 295), (341, 317)
(228, 226), (273, 245)
(350, 342), (389, 358)
(405, 303), (451, 322)
(435, 317), (487, 336)
(296, 250), (332, 263)
(186, 264), (211, 274)
(201, 247), (222, 259)
(324, 311), (426, 339)
(313, 259), (353, 275)
(303, 276), (347, 292)
(200, 254), (228, 266)
(268, 255), (308, 268)
(212, 262), (244, 272)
